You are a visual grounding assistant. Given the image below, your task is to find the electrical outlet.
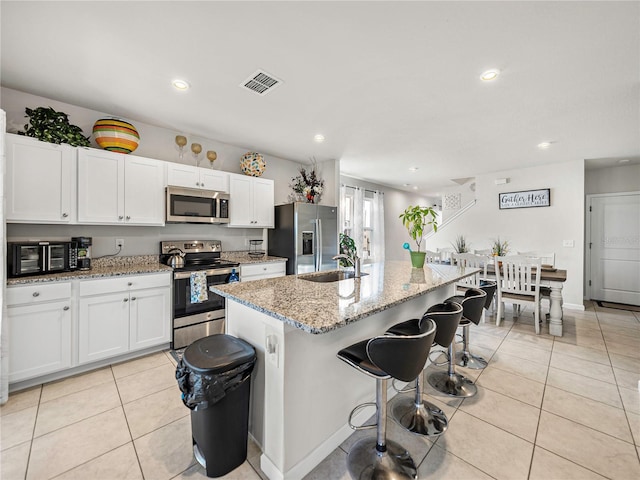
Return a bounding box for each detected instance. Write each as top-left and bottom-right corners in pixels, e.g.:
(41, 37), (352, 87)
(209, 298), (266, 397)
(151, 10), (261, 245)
(116, 238), (125, 249)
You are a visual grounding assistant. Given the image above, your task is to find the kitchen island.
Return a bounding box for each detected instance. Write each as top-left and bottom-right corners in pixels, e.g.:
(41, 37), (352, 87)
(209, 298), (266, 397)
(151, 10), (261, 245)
(211, 261), (478, 480)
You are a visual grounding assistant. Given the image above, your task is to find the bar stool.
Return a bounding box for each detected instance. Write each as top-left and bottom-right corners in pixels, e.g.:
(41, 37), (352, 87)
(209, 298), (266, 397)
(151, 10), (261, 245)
(337, 319), (437, 480)
(447, 288), (487, 370)
(388, 302), (463, 437)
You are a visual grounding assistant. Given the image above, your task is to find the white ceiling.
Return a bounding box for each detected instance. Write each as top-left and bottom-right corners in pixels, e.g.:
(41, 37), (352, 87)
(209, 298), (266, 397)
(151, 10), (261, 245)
(2, 1), (639, 194)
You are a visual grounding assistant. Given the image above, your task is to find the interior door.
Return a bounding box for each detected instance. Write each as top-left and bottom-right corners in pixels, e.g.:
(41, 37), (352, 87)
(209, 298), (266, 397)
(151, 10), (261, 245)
(589, 193), (640, 305)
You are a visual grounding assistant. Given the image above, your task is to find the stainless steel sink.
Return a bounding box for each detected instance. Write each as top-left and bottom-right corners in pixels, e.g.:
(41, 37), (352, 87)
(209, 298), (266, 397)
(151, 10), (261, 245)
(300, 271), (369, 283)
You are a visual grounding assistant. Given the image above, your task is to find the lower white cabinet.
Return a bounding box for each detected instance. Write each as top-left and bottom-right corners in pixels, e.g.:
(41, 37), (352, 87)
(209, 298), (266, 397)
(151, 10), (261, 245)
(78, 273), (171, 365)
(240, 261), (286, 282)
(6, 282), (73, 383)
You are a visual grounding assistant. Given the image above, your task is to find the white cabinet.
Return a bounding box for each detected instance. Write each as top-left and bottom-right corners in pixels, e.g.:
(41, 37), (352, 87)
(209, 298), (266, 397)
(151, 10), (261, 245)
(77, 149), (165, 225)
(5, 133), (76, 224)
(167, 163), (229, 192)
(240, 261), (286, 282)
(228, 174), (274, 228)
(6, 282), (73, 382)
(78, 273), (171, 364)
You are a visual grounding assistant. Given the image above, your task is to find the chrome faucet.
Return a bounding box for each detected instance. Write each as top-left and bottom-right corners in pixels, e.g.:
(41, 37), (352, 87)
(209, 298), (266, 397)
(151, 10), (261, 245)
(332, 254), (361, 278)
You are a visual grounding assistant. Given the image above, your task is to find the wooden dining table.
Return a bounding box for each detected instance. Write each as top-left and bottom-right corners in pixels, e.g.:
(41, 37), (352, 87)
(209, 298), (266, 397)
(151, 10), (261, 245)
(485, 264), (568, 336)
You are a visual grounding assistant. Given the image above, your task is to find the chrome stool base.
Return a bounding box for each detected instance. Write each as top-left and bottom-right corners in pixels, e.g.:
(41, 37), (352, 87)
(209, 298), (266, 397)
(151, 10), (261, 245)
(455, 350), (488, 370)
(347, 437), (417, 480)
(391, 394), (448, 437)
(428, 371), (477, 398)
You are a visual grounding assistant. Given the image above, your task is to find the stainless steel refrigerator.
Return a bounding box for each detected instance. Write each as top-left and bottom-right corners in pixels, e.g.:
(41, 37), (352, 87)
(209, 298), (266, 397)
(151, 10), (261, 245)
(268, 203), (338, 275)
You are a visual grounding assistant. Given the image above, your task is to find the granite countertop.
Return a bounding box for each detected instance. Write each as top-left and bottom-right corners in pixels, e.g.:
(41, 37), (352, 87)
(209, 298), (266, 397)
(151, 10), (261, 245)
(7, 256), (173, 285)
(221, 252), (288, 265)
(211, 261), (479, 334)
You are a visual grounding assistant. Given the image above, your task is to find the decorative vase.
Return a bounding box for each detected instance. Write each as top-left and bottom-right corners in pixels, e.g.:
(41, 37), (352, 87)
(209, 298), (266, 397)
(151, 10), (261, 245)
(240, 151), (266, 177)
(410, 251), (426, 269)
(92, 118), (139, 153)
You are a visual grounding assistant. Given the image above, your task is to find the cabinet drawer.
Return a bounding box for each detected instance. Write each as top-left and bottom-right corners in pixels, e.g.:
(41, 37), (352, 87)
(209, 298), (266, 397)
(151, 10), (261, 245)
(241, 262), (286, 279)
(6, 282), (72, 306)
(80, 273), (171, 297)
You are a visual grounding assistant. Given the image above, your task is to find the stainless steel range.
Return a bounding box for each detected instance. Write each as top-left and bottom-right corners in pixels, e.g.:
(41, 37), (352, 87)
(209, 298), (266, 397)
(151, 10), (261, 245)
(160, 240), (239, 350)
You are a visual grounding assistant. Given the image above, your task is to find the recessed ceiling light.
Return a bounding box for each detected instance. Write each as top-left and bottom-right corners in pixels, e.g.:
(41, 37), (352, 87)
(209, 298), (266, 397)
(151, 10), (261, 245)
(480, 69), (500, 81)
(314, 134), (325, 143)
(537, 142), (552, 149)
(403, 183), (410, 187)
(172, 79), (190, 91)
(413, 186), (419, 190)
(618, 159), (630, 164)
(409, 167), (419, 172)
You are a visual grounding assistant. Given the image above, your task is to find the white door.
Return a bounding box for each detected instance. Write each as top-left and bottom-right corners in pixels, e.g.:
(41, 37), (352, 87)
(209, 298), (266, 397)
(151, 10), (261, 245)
(129, 287), (171, 351)
(167, 163), (200, 189)
(77, 149), (124, 223)
(253, 178), (275, 227)
(124, 156), (165, 225)
(200, 169), (230, 192)
(589, 192), (640, 305)
(78, 293), (130, 364)
(229, 174), (254, 227)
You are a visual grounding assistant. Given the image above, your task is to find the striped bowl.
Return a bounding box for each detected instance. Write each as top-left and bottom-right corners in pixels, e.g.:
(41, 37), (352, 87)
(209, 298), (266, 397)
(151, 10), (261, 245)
(92, 119), (140, 153)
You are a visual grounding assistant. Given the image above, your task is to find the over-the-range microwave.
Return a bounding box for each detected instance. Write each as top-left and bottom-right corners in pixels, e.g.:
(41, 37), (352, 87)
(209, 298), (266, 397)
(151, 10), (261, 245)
(166, 186), (230, 224)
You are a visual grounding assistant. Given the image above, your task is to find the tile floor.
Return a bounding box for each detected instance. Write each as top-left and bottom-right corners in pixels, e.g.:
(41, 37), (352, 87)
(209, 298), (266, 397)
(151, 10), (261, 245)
(1, 301), (639, 479)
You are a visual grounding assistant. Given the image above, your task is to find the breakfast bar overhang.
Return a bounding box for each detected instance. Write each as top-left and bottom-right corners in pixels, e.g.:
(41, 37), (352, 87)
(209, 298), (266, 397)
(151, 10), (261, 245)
(212, 262), (479, 480)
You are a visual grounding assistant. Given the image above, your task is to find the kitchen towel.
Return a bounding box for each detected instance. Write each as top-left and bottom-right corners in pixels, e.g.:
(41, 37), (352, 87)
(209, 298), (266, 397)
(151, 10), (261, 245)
(190, 271), (208, 304)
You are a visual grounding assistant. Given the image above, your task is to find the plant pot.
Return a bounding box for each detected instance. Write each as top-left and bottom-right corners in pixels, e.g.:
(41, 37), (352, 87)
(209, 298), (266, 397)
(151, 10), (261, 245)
(410, 251), (426, 269)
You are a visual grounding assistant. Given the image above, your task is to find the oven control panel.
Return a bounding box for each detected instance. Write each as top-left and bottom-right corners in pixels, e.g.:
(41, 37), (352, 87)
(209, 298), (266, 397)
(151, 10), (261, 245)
(161, 240), (221, 254)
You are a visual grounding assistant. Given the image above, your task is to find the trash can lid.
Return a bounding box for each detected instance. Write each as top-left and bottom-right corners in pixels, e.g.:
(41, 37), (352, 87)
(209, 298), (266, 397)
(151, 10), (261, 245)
(182, 334), (256, 374)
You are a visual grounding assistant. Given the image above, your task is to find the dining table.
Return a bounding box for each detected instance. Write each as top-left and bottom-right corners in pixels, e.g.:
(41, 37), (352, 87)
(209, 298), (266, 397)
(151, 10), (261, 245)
(485, 264), (568, 336)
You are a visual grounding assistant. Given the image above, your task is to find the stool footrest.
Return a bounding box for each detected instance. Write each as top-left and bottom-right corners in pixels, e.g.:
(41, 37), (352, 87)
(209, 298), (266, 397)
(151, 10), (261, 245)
(348, 402), (378, 431)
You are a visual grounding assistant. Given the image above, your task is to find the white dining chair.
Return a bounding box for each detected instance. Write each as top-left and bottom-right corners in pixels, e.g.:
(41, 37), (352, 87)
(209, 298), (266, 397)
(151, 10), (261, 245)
(517, 251), (555, 315)
(452, 253), (491, 322)
(424, 250), (442, 263)
(473, 248), (493, 256)
(494, 255), (542, 334)
(437, 247), (454, 264)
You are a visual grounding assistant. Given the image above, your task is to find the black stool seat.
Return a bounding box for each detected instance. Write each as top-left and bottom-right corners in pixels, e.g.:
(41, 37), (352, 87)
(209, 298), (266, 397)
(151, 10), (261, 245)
(337, 319), (436, 480)
(446, 288), (488, 370)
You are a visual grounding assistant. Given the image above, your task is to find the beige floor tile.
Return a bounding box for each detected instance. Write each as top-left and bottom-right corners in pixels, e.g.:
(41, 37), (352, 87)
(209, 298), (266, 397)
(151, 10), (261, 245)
(555, 332), (606, 351)
(614, 367), (640, 390)
(603, 330), (640, 347)
(550, 351), (616, 384)
(610, 353), (640, 374)
(1, 405), (36, 451)
(552, 341), (611, 366)
(459, 387), (540, 442)
(619, 386), (640, 415)
(165, 350), (178, 366)
(536, 411), (640, 480)
(40, 368), (114, 403)
(496, 339), (551, 365)
(134, 416), (196, 480)
(628, 411), (640, 445)
(34, 381), (121, 437)
(488, 351), (549, 383)
(54, 443), (143, 480)
(27, 407), (131, 480)
(0, 441), (30, 480)
(476, 366), (545, 407)
(607, 341), (640, 359)
(466, 331), (503, 351)
(111, 351), (172, 379)
(123, 385), (188, 439)
(116, 363), (177, 404)
(417, 444), (493, 479)
(472, 323), (511, 339)
(435, 410), (533, 480)
(509, 322), (556, 340)
(529, 446), (608, 480)
(562, 317), (601, 332)
(176, 460), (261, 479)
(546, 367), (623, 408)
(0, 386), (41, 417)
(600, 323), (640, 338)
(598, 316), (640, 331)
(505, 330), (554, 351)
(542, 385), (633, 443)
(301, 447), (349, 480)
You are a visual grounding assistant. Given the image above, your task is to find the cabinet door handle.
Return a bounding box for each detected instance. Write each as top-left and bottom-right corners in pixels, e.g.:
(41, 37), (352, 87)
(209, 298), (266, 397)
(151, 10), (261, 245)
(32, 292), (40, 297)
(123, 298), (129, 302)
(128, 282), (133, 286)
(119, 215), (124, 220)
(63, 306), (70, 311)
(126, 215), (131, 220)
(131, 297), (136, 301)
(62, 213), (68, 218)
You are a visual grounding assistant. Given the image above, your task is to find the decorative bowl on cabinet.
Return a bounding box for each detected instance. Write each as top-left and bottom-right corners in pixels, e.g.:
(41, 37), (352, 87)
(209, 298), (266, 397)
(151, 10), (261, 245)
(92, 118), (140, 153)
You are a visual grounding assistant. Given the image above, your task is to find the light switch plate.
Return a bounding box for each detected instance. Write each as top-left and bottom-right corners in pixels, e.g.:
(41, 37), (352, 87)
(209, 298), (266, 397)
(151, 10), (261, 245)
(563, 240), (574, 247)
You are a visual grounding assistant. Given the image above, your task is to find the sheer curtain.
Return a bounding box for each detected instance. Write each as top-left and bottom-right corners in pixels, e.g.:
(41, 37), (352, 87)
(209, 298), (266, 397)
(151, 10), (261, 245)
(352, 187), (364, 256)
(371, 191), (385, 263)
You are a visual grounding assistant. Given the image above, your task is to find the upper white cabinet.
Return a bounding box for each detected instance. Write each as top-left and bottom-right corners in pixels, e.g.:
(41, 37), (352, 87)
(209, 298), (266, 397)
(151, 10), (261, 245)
(5, 133), (76, 224)
(228, 174), (274, 228)
(77, 148), (165, 225)
(167, 163), (229, 192)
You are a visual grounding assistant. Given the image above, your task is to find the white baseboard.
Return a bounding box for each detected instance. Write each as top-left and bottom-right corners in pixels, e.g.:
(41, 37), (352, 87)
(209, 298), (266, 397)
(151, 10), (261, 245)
(563, 302), (585, 311)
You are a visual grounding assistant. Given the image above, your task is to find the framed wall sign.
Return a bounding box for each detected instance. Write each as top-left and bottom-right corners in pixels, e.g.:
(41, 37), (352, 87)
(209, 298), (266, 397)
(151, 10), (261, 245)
(499, 188), (550, 209)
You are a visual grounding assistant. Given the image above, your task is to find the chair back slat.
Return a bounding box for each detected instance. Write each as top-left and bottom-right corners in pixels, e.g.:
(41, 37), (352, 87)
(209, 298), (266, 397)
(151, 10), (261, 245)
(495, 255), (541, 295)
(423, 250), (441, 264)
(452, 253), (489, 288)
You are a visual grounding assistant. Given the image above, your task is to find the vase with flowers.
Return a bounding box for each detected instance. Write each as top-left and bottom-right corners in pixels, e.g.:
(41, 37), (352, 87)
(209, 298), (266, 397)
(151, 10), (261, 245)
(290, 162), (324, 203)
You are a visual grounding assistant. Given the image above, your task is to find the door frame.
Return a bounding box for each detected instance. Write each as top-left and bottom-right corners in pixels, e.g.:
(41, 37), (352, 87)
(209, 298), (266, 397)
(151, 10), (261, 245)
(585, 191), (640, 301)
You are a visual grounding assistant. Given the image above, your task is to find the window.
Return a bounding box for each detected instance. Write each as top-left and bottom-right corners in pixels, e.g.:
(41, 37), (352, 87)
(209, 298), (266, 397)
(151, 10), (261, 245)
(340, 186), (384, 264)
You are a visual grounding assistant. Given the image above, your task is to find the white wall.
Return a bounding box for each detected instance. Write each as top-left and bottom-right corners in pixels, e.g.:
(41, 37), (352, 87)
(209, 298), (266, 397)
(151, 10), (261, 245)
(429, 160), (585, 309)
(585, 164), (640, 195)
(340, 175), (438, 261)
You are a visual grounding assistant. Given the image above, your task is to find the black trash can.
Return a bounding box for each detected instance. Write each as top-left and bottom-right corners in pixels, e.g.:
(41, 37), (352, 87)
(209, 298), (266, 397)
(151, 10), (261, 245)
(175, 334), (256, 478)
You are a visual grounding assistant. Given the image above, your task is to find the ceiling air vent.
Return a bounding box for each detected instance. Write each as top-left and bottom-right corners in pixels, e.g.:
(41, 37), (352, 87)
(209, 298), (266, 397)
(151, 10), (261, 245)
(240, 70), (282, 96)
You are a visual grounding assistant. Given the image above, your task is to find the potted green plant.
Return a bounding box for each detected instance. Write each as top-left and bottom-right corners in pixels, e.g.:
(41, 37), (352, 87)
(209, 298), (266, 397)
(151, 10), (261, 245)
(491, 237), (509, 267)
(18, 106), (90, 147)
(399, 205), (438, 268)
(451, 234), (470, 253)
(338, 233), (357, 267)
